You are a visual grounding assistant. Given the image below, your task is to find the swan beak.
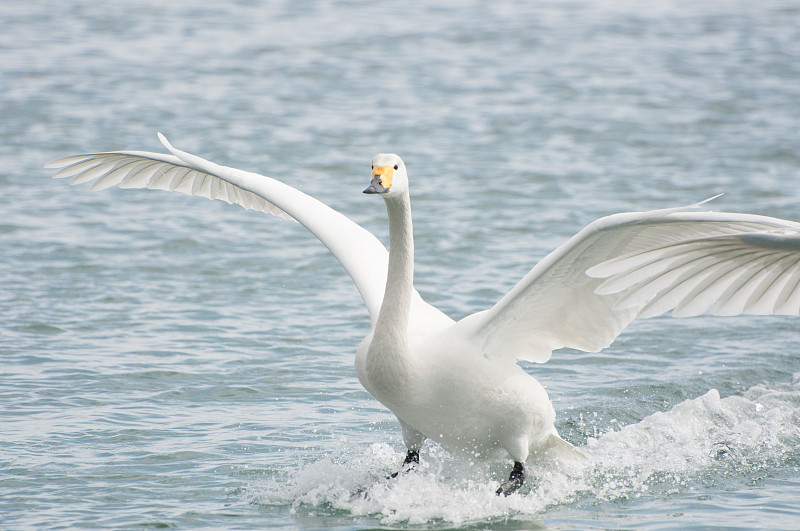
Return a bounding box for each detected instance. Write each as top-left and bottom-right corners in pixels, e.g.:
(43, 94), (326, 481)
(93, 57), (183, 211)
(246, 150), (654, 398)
(363, 166), (393, 194)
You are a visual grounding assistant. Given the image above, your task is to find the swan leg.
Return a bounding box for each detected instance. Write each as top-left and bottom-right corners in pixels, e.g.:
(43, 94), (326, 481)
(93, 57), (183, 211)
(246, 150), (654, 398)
(403, 449), (420, 466)
(389, 449), (419, 478)
(386, 420), (424, 478)
(400, 419), (426, 450)
(495, 461), (525, 496)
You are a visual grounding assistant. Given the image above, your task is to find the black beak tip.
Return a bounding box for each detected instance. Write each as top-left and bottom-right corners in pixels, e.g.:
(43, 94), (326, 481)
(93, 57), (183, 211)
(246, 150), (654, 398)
(363, 183), (386, 194)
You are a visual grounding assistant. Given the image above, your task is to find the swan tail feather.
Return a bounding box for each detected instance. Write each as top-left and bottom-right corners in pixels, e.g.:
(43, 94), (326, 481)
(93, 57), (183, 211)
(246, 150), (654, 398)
(543, 433), (586, 462)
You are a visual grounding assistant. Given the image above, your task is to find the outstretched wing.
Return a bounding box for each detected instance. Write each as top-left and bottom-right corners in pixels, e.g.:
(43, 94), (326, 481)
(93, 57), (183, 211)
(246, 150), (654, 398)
(455, 200), (800, 363)
(46, 134), (448, 327)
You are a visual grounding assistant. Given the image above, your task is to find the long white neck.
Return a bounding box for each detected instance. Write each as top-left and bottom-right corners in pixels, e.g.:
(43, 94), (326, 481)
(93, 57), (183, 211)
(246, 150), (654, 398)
(365, 190), (414, 395)
(375, 191), (414, 339)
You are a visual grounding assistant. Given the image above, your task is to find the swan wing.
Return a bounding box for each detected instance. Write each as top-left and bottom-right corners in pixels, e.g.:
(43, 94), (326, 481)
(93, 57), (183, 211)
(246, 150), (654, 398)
(456, 199), (800, 363)
(46, 134), (444, 325)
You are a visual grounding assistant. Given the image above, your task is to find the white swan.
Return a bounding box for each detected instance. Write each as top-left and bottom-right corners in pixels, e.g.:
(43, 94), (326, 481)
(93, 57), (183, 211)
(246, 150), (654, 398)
(46, 134), (800, 495)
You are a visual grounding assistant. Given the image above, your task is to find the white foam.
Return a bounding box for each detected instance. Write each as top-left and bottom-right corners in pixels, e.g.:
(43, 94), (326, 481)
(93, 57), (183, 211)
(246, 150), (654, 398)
(250, 377), (800, 525)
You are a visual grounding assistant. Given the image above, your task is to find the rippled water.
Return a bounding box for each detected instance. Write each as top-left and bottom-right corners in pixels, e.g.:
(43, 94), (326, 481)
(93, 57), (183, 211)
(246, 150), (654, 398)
(3, 0), (800, 528)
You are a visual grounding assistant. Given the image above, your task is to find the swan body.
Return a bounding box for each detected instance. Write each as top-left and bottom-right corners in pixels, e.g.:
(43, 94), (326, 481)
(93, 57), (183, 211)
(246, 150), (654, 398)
(47, 135), (800, 494)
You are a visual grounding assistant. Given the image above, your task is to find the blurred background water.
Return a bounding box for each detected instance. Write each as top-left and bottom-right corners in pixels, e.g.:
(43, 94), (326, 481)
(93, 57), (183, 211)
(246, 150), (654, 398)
(2, 0), (800, 528)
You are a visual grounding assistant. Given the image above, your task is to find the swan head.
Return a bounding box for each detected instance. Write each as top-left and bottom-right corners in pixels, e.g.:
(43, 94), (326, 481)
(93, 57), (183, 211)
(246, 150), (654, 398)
(363, 154), (408, 197)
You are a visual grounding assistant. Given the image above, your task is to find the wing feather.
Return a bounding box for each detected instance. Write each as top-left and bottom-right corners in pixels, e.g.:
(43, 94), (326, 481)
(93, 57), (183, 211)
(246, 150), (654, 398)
(667, 250), (770, 317)
(90, 159), (144, 191)
(53, 158), (106, 179)
(777, 268), (800, 314)
(70, 159), (121, 185)
(640, 250), (773, 318)
(119, 162), (165, 188)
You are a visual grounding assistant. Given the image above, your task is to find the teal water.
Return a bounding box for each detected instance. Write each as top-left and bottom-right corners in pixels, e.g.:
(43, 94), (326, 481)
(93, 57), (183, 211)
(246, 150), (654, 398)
(3, 0), (800, 528)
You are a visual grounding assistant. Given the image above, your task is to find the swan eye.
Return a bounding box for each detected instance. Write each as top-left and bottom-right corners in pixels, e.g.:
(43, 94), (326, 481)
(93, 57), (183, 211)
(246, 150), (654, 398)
(393, 164), (398, 170)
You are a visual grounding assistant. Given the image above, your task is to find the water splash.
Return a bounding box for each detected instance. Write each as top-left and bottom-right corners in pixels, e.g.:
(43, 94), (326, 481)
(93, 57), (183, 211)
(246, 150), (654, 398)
(585, 381), (800, 503)
(251, 378), (800, 526)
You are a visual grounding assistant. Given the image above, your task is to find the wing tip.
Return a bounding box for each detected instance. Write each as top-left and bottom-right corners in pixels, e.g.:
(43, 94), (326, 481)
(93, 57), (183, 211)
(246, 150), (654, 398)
(157, 132), (172, 151)
(693, 193), (724, 208)
(44, 156), (81, 171)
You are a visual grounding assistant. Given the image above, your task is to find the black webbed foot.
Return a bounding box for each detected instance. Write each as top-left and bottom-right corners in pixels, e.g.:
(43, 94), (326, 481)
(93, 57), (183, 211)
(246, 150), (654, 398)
(495, 461), (525, 496)
(356, 450), (421, 498)
(389, 449), (419, 479)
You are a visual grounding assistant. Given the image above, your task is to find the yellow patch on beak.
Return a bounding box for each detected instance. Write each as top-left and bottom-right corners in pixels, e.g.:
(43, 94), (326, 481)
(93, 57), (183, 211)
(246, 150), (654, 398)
(372, 166), (394, 190)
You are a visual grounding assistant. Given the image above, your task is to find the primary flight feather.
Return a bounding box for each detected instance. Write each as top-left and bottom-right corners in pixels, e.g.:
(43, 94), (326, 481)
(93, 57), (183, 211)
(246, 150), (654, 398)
(46, 134), (800, 495)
